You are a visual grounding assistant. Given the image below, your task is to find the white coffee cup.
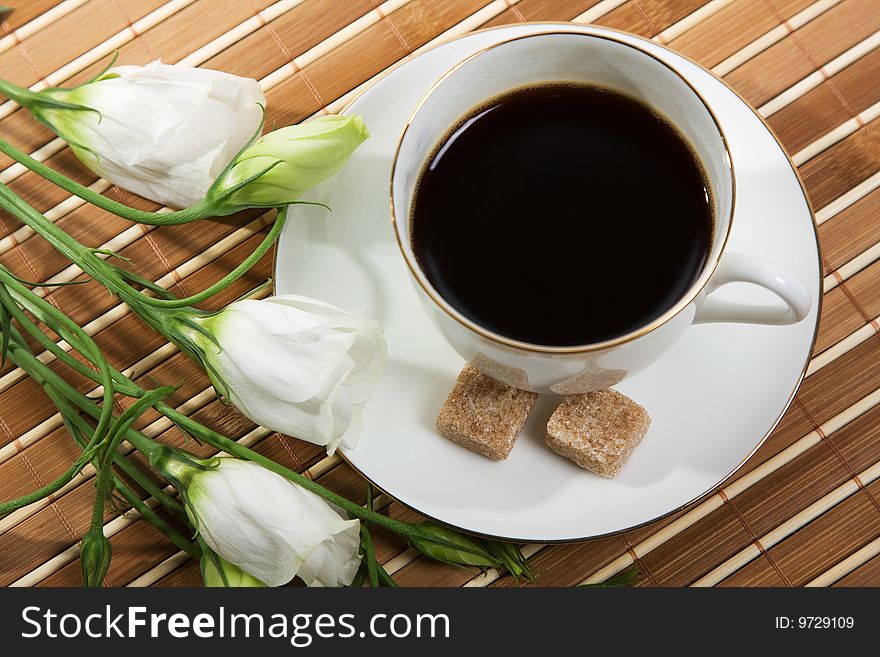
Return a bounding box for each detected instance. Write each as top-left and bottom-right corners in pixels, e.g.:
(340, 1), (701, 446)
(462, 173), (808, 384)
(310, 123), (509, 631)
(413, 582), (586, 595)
(390, 31), (812, 394)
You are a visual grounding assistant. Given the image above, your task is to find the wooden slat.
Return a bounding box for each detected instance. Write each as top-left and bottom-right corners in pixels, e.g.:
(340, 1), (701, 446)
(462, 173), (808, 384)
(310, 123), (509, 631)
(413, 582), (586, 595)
(1, 0), (880, 587)
(728, 441), (850, 537)
(599, 2), (656, 36)
(0, 0), (65, 33)
(669, 0), (814, 67)
(800, 117), (880, 209)
(725, 0), (880, 107)
(798, 334), (880, 425)
(743, 479), (880, 585)
(636, 503), (755, 586)
(833, 550), (880, 586)
(631, 0), (710, 31)
(819, 187), (880, 273)
(205, 0), (376, 75)
(0, 1), (163, 88)
(769, 46), (880, 154)
(847, 257), (880, 317)
(812, 286), (864, 354)
(484, 0), (600, 26)
(827, 402), (880, 473)
(492, 538), (628, 587)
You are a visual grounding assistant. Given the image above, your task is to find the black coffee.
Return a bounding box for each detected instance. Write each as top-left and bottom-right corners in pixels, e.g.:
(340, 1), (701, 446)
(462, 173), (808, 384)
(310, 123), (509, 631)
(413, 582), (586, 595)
(411, 83), (713, 346)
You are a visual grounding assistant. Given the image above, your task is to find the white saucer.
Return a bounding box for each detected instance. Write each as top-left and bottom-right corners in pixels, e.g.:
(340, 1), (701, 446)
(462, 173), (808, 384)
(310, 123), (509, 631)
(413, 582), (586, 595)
(275, 24), (821, 542)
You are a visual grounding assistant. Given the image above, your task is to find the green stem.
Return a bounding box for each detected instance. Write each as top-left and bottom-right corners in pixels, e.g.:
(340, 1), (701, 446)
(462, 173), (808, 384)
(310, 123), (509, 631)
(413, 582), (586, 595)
(87, 386), (175, 533)
(0, 182), (125, 298)
(43, 382), (187, 520)
(580, 564), (642, 587)
(114, 268), (178, 300)
(0, 138), (217, 225)
(137, 208), (286, 308)
(112, 480), (200, 559)
(20, 350), (197, 559)
(0, 454), (97, 516)
(152, 403), (512, 564)
(0, 183), (279, 314)
(360, 484), (380, 587)
(0, 345), (102, 517)
(0, 267), (117, 444)
(41, 384), (199, 559)
(361, 525), (379, 587)
(4, 338), (181, 515)
(377, 566), (398, 587)
(1, 283), (144, 398)
(0, 78), (43, 109)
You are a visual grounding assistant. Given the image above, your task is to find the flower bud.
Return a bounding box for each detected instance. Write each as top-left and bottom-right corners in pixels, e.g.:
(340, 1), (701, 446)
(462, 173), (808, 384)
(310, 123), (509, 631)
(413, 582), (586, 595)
(408, 521), (535, 581)
(152, 450), (362, 587)
(407, 521), (499, 569)
(80, 530), (112, 587)
(213, 114), (368, 208)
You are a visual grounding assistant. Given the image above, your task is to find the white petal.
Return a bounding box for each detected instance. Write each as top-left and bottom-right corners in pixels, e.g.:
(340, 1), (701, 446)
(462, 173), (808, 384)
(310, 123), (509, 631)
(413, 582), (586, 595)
(296, 519), (362, 587)
(197, 295), (387, 451)
(190, 459), (360, 587)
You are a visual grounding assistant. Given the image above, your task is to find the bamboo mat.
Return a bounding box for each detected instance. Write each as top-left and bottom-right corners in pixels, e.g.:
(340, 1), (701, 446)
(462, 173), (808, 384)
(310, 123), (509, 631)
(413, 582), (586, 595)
(0, 0), (878, 588)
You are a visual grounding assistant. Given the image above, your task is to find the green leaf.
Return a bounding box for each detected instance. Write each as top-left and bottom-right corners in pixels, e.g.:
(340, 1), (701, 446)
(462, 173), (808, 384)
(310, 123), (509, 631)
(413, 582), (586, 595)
(481, 539), (537, 583)
(90, 248), (131, 262)
(579, 564), (642, 588)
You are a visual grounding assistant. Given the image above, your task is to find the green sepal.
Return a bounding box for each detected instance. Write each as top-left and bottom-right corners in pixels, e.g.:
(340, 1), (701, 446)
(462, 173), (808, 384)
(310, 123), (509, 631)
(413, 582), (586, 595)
(579, 564), (642, 588)
(86, 50), (120, 84)
(80, 530), (112, 587)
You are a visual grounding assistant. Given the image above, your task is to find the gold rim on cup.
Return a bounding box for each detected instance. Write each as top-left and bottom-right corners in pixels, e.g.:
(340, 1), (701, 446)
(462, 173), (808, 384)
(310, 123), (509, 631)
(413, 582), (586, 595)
(389, 30), (737, 354)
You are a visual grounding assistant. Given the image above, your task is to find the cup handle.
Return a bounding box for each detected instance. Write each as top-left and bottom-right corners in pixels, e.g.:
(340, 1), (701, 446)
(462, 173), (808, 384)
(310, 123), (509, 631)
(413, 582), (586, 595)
(694, 253), (812, 325)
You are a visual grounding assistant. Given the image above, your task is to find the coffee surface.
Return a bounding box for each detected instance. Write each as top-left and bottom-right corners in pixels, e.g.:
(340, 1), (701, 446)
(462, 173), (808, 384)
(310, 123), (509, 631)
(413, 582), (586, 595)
(411, 84), (713, 346)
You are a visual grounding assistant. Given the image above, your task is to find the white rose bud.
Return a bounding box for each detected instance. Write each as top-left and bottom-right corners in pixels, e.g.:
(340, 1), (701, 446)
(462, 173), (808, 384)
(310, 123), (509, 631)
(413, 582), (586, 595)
(173, 458), (361, 587)
(0, 61), (264, 208)
(213, 114), (368, 209)
(180, 294), (386, 455)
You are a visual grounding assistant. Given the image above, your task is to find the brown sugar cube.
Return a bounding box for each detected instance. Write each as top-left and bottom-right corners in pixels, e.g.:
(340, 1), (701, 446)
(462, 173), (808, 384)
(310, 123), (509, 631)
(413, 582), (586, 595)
(436, 363), (538, 460)
(546, 389), (651, 478)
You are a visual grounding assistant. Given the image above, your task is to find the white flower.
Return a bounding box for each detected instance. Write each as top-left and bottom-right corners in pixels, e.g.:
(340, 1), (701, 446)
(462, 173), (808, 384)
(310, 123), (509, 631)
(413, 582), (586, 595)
(186, 294), (386, 455)
(186, 459), (361, 587)
(27, 61), (264, 208)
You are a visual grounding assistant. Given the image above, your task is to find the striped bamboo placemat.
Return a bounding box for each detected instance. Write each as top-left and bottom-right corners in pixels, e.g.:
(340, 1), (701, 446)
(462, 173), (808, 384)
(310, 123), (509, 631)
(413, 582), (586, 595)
(0, 0), (878, 588)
